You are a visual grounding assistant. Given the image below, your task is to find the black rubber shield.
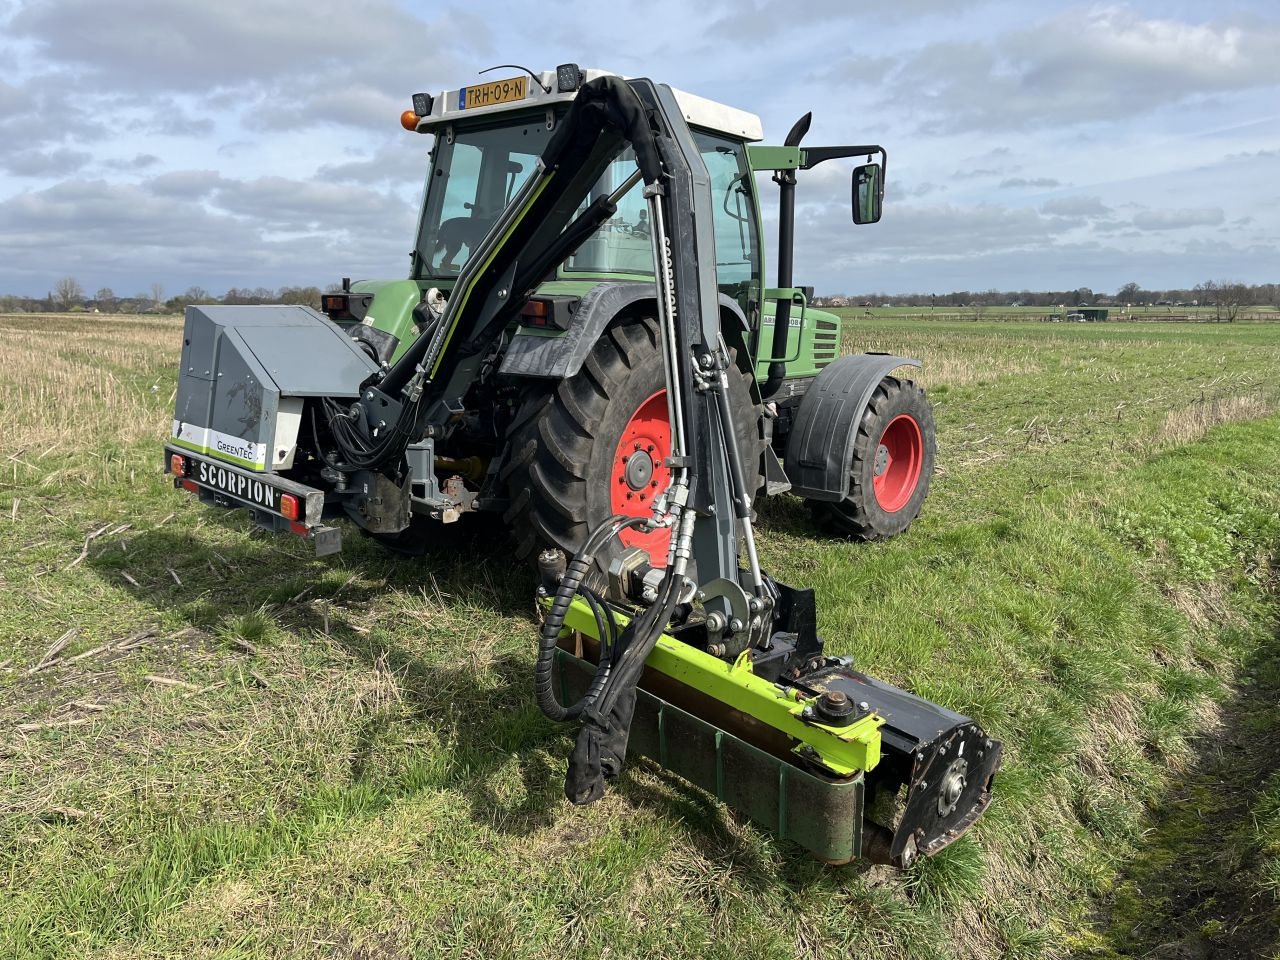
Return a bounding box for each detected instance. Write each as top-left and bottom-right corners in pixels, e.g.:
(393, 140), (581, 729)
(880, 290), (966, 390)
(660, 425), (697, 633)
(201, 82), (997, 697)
(540, 76), (662, 186)
(783, 353), (921, 502)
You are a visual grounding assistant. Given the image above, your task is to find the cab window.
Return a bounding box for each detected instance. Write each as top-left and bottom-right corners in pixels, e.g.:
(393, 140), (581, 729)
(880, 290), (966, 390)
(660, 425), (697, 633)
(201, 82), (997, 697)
(416, 117), (552, 277)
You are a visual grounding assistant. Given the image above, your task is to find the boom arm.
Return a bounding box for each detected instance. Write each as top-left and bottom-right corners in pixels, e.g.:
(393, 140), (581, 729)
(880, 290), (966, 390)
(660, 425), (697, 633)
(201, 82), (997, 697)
(360, 76), (760, 616)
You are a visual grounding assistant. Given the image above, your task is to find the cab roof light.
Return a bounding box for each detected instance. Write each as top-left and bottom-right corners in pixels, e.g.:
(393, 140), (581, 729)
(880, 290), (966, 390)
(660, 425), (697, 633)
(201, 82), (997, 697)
(556, 63), (582, 93)
(401, 93), (433, 132)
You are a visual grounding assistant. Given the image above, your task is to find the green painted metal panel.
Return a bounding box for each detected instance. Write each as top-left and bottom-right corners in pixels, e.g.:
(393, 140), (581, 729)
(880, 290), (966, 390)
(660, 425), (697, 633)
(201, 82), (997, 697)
(351, 278), (424, 364)
(559, 596), (883, 777)
(753, 303), (843, 381)
(747, 145), (802, 171)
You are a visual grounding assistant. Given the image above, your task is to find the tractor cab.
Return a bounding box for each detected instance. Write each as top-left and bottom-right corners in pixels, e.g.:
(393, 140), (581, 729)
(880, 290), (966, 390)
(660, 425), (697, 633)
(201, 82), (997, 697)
(405, 71), (762, 310)
(340, 68), (844, 389)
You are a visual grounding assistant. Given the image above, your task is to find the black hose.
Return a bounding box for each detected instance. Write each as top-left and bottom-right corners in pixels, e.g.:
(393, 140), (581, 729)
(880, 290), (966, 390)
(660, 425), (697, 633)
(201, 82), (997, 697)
(588, 567), (681, 720)
(533, 515), (644, 722)
(575, 587), (615, 710)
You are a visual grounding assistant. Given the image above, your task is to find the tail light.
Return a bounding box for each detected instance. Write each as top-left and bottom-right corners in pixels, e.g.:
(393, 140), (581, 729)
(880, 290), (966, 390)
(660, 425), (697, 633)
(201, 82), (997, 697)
(519, 296), (578, 331)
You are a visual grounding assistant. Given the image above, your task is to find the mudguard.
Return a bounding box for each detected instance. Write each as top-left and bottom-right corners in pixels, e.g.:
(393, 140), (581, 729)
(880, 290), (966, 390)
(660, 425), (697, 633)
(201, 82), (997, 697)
(498, 282), (748, 380)
(783, 353), (921, 502)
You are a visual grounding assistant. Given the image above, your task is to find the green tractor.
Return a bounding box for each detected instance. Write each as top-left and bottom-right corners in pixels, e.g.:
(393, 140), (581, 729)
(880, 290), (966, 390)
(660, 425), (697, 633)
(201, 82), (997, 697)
(167, 69), (992, 867)
(317, 67), (934, 565)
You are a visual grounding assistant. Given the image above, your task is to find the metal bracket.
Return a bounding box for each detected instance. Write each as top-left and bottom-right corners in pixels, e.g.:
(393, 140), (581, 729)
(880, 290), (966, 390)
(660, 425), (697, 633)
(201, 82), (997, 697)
(697, 576), (753, 649)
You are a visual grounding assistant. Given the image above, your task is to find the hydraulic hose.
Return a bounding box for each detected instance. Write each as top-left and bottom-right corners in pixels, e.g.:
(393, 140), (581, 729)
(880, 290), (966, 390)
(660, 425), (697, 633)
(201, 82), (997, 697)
(562, 557), (685, 805)
(534, 515), (643, 721)
(586, 568), (682, 720)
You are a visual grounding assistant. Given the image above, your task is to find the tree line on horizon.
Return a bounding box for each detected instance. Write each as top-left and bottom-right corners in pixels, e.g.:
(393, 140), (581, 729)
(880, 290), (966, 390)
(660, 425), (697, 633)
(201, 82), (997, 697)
(0, 279), (332, 315)
(818, 280), (1275, 311)
(2, 277), (1276, 317)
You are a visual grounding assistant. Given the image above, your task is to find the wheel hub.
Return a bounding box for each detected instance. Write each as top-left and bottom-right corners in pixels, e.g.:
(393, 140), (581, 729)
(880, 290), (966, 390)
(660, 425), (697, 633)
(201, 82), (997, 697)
(873, 444), (890, 477)
(610, 390), (672, 566)
(871, 414), (924, 513)
(936, 757), (969, 817)
(624, 449), (654, 490)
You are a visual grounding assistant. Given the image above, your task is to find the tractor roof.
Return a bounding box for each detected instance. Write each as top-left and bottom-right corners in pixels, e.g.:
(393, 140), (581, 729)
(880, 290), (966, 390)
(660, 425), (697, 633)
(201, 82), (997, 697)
(413, 68), (764, 142)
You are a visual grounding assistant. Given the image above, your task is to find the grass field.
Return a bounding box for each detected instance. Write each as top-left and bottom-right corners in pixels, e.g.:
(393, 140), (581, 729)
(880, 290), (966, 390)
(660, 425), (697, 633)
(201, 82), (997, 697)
(2, 312), (1279, 959)
(832, 304), (1280, 324)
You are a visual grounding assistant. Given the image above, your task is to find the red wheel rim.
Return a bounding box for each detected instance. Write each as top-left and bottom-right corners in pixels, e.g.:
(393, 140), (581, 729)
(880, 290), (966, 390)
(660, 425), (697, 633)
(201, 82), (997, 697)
(610, 390), (671, 567)
(872, 414), (923, 513)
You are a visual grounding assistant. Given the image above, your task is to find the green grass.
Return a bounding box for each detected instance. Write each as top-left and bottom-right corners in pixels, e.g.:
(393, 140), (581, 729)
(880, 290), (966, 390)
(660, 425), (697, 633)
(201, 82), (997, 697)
(1, 314), (1278, 959)
(832, 304), (1280, 324)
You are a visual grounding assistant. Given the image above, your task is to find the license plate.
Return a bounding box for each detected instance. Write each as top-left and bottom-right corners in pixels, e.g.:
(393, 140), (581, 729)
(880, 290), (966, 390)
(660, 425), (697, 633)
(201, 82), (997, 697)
(458, 76), (527, 110)
(190, 456), (287, 513)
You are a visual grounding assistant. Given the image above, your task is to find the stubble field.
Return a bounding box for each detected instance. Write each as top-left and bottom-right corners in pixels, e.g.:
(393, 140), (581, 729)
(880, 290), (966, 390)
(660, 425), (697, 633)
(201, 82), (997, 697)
(2, 312), (1279, 959)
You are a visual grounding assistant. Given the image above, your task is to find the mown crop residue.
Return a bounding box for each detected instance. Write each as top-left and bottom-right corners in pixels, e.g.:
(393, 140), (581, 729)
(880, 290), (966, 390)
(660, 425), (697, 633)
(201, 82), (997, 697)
(4, 315), (1280, 959)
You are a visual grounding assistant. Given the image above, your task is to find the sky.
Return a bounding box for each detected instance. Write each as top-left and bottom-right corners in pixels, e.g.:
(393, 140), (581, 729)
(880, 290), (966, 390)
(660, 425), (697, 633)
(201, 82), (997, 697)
(0, 0), (1277, 298)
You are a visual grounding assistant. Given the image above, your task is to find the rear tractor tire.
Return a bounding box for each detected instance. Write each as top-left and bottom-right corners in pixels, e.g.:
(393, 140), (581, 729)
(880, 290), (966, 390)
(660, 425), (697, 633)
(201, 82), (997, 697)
(503, 315), (764, 576)
(810, 375), (935, 540)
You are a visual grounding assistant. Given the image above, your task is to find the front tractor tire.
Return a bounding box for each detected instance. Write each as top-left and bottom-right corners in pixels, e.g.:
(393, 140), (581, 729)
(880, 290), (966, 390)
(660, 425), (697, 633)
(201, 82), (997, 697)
(503, 315), (763, 575)
(810, 376), (935, 540)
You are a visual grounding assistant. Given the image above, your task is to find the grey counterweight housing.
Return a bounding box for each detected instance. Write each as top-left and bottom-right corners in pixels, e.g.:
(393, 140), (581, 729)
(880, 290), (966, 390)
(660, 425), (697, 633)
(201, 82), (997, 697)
(172, 305), (380, 473)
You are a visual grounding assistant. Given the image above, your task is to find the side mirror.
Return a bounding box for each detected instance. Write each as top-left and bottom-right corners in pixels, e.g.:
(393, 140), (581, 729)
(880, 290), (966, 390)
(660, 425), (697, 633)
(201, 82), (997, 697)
(852, 162), (883, 225)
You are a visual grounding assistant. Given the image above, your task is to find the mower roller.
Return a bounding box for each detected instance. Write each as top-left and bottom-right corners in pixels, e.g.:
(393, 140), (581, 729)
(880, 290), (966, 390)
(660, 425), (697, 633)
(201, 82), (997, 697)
(165, 68), (1001, 866)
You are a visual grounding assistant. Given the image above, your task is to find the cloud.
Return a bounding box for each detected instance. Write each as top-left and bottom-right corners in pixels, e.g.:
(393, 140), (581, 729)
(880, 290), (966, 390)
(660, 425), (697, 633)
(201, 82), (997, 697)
(786, 192), (1078, 275)
(1000, 177), (1062, 189)
(871, 8), (1280, 132)
(706, 0), (979, 41)
(6, 0), (476, 98)
(246, 86), (406, 133)
(0, 78), (32, 114)
(0, 173), (413, 291)
(1040, 196), (1111, 217)
(149, 114), (216, 137)
(103, 153), (161, 172)
(1131, 208), (1225, 230)
(207, 175), (410, 234)
(317, 139), (434, 186)
(146, 170), (225, 198)
(953, 167), (1004, 180)
(0, 147), (92, 177)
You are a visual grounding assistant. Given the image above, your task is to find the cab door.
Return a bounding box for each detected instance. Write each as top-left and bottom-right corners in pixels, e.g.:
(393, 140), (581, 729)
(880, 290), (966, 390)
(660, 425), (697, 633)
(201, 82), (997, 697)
(693, 132), (763, 323)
